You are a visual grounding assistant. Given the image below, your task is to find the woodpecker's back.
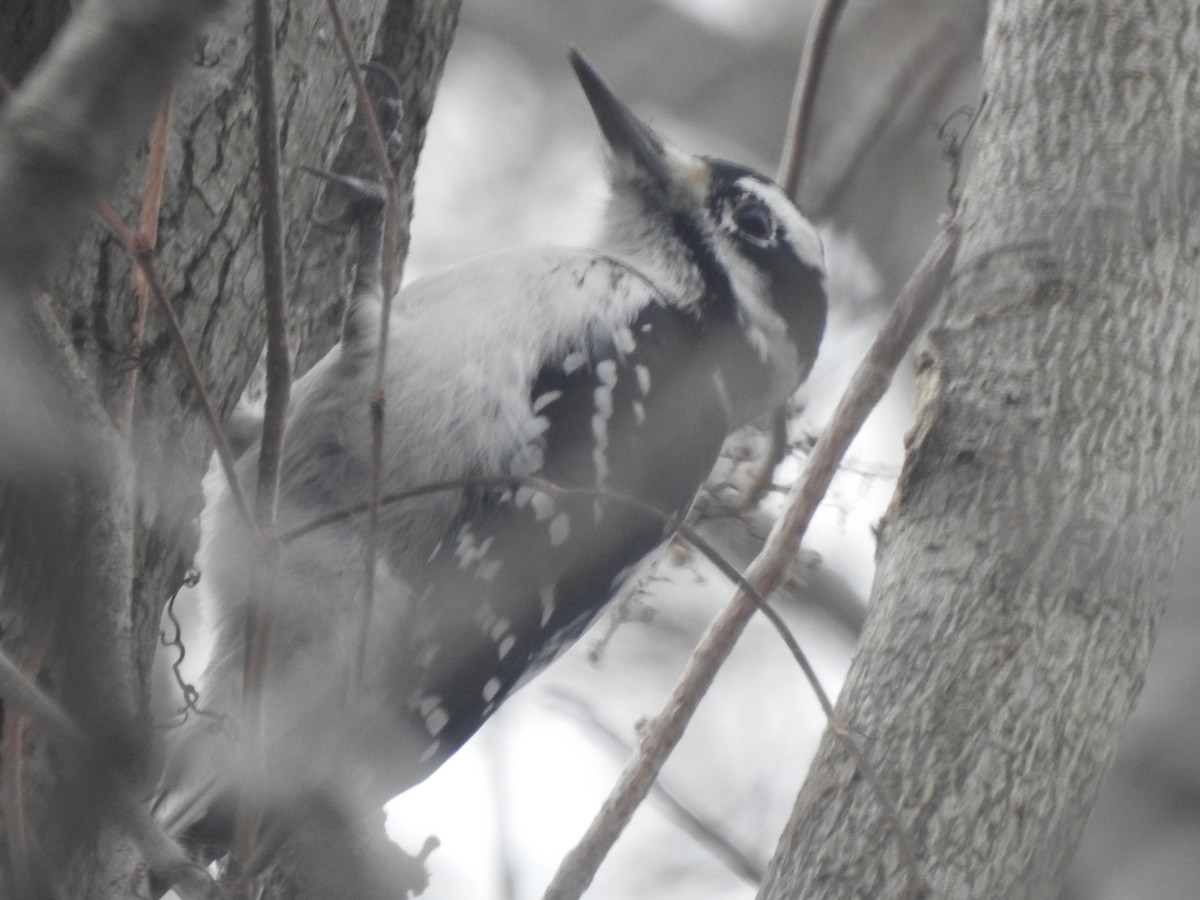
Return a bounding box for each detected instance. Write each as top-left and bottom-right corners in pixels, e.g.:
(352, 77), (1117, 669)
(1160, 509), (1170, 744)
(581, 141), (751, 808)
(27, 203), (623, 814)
(159, 50), (827, 847)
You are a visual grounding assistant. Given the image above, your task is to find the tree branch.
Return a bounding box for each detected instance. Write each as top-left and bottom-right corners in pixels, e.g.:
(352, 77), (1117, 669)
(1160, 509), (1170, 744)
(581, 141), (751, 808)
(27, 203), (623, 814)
(740, 0), (849, 512)
(323, 0), (403, 692)
(116, 89), (173, 437)
(233, 0), (294, 866)
(777, 0), (850, 198)
(98, 206), (257, 532)
(541, 222), (961, 900)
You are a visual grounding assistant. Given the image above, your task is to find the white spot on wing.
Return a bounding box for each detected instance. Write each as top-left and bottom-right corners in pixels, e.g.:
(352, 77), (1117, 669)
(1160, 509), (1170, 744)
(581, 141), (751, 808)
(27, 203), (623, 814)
(635, 365), (651, 395)
(498, 634), (516, 659)
(417, 695), (441, 717)
(531, 491), (555, 521)
(550, 513), (571, 546)
(590, 357), (618, 488)
(483, 677), (502, 702)
(593, 386), (613, 419)
(419, 741), (441, 763)
(593, 360), (617, 472)
(539, 585), (556, 626)
(633, 400), (645, 425)
(424, 707), (449, 737)
(563, 351), (586, 374)
(532, 390), (563, 413)
(593, 445), (609, 485)
(455, 528), (489, 570)
(478, 558), (502, 582)
(592, 412), (608, 446)
(490, 618), (511, 642)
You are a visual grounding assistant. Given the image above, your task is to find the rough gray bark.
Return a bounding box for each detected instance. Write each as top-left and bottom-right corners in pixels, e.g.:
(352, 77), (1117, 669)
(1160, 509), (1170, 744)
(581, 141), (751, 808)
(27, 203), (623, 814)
(760, 2), (1200, 898)
(0, 0), (460, 896)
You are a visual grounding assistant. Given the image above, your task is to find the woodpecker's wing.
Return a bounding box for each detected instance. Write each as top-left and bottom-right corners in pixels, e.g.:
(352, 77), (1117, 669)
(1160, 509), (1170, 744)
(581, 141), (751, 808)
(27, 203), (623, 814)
(375, 247), (739, 781)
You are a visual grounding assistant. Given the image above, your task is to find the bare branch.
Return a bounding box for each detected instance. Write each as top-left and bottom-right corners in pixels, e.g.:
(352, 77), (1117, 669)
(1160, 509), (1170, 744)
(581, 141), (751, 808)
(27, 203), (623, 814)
(549, 688), (766, 886)
(250, 0), (292, 525)
(541, 223), (961, 900)
(97, 205), (257, 532)
(323, 0), (402, 691)
(0, 640), (84, 748)
(778, 0), (851, 197)
(117, 89), (174, 437)
(232, 0), (294, 866)
(741, 0), (849, 512)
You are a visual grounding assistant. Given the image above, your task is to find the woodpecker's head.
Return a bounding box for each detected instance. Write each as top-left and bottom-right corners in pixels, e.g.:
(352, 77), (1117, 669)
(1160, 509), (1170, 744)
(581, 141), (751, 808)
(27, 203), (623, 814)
(571, 49), (827, 418)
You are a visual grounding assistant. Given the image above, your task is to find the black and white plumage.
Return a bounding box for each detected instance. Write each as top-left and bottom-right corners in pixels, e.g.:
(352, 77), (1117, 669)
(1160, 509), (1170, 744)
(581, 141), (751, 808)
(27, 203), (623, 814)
(157, 51), (827, 846)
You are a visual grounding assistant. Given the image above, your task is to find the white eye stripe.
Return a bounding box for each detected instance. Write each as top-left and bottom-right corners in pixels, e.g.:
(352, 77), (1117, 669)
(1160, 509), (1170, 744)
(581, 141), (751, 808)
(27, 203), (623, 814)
(732, 176), (824, 272)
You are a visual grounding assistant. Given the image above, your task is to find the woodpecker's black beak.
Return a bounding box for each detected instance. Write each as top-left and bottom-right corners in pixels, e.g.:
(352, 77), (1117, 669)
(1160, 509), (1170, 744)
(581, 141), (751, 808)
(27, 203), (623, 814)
(570, 49), (678, 189)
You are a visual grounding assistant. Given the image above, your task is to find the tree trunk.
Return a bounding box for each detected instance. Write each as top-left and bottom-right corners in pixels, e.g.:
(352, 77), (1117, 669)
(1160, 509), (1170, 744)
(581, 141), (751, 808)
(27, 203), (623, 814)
(0, 0), (460, 896)
(761, 2), (1200, 898)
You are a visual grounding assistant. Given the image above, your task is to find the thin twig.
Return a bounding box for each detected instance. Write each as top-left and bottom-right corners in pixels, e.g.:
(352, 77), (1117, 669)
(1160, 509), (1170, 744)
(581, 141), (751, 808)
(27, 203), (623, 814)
(741, 0), (850, 511)
(323, 0), (401, 691)
(738, 407), (789, 512)
(232, 0), (293, 867)
(280, 473), (825, 706)
(0, 642), (88, 750)
(542, 223), (961, 900)
(778, 0), (850, 197)
(97, 205), (256, 532)
(549, 688), (766, 886)
(250, 0), (292, 527)
(0, 606), (62, 896)
(160, 570), (227, 727)
(117, 88), (174, 437)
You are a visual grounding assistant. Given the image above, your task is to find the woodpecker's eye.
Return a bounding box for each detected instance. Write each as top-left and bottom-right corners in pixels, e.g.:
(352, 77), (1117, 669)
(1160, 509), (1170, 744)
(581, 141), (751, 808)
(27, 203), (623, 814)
(730, 196), (775, 243)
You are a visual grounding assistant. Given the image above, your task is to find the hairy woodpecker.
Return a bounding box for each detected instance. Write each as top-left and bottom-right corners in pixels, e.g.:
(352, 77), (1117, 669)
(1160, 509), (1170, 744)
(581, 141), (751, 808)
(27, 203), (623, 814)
(157, 50), (827, 846)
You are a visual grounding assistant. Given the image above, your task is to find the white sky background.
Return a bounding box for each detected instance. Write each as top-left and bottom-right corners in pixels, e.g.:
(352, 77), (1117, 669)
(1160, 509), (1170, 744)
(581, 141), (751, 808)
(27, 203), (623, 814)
(385, 3), (913, 897)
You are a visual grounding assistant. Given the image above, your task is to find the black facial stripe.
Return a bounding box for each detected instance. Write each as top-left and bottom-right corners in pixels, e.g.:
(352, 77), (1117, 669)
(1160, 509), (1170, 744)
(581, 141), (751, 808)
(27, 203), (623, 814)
(701, 158), (827, 372)
(663, 205), (779, 405)
(703, 157), (770, 191)
(739, 239), (827, 370)
(670, 208), (737, 322)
